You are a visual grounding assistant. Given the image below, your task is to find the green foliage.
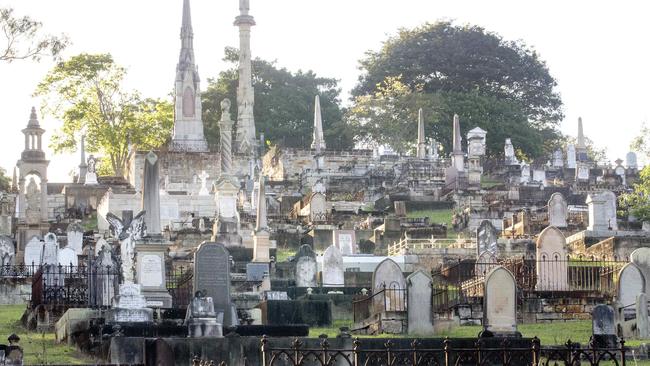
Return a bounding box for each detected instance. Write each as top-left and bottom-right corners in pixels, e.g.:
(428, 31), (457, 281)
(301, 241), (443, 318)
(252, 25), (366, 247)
(0, 8), (68, 62)
(437, 321), (592, 345)
(202, 47), (354, 150)
(0, 168), (11, 192)
(350, 21), (563, 159)
(34, 53), (173, 177)
(631, 123), (650, 158)
(619, 166), (650, 222)
(348, 77), (559, 158)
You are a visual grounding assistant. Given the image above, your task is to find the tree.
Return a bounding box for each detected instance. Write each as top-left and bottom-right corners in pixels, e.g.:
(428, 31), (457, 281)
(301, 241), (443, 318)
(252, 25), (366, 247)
(619, 166), (650, 222)
(350, 21), (564, 157)
(0, 168), (10, 192)
(347, 76), (560, 157)
(630, 123), (650, 158)
(0, 8), (68, 62)
(34, 54), (173, 177)
(202, 47), (353, 150)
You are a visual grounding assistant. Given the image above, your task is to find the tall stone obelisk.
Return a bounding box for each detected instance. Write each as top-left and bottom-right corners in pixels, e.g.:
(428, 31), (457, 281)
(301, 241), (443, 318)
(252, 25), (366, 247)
(451, 114), (465, 171)
(416, 109), (426, 159)
(234, 0), (256, 156)
(311, 95), (326, 152)
(253, 175), (270, 262)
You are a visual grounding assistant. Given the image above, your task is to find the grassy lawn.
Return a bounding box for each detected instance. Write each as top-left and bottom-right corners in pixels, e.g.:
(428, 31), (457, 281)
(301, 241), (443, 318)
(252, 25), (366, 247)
(407, 209), (455, 238)
(275, 248), (296, 263)
(0, 305), (91, 365)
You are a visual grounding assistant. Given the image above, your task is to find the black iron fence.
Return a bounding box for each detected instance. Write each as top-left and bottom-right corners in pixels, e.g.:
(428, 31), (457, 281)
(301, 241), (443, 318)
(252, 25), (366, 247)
(0, 263), (40, 278)
(166, 265), (193, 309)
(31, 263), (120, 308)
(432, 256), (627, 315)
(261, 337), (629, 366)
(352, 284), (407, 323)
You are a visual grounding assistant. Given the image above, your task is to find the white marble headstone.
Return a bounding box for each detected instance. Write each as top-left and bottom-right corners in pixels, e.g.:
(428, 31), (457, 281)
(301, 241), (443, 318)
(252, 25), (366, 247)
(484, 266), (517, 334)
(42, 233), (59, 265)
(322, 246), (344, 287)
(57, 247), (78, 267)
(24, 236), (42, 266)
(535, 226), (568, 291)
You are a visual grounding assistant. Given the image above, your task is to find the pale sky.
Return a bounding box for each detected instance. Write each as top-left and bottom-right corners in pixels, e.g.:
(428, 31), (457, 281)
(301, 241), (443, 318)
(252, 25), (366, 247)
(0, 0), (648, 182)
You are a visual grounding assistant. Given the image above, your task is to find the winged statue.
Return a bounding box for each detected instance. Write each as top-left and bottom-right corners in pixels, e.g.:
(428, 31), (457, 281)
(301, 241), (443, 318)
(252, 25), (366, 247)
(104, 211), (147, 283)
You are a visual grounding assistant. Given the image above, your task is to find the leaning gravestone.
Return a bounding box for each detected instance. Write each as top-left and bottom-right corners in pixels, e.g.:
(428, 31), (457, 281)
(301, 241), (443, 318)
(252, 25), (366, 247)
(24, 236), (42, 266)
(295, 244), (317, 287)
(407, 270), (434, 335)
(66, 222), (84, 255)
(592, 304), (617, 347)
(194, 242), (235, 326)
(42, 233), (59, 265)
(548, 193), (568, 228)
(636, 293), (650, 339)
(372, 258), (406, 314)
(631, 248), (650, 294)
(476, 220), (498, 257)
(322, 245), (344, 287)
(617, 263), (645, 317)
(483, 266), (518, 336)
(535, 226), (568, 291)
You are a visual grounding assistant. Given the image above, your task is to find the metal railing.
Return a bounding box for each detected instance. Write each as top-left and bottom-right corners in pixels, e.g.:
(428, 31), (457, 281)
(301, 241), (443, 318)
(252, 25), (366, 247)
(0, 263), (40, 278)
(166, 265), (193, 309)
(261, 337), (629, 366)
(387, 237), (476, 256)
(352, 284), (407, 323)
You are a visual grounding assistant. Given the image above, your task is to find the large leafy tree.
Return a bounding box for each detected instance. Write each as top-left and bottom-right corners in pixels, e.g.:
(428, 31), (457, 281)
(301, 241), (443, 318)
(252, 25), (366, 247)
(0, 168), (10, 192)
(350, 21), (563, 158)
(34, 54), (173, 177)
(0, 8), (68, 62)
(202, 47), (353, 150)
(620, 166), (650, 222)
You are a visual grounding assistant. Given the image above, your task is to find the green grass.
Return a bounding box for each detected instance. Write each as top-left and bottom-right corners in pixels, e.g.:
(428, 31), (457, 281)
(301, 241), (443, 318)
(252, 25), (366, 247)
(438, 321), (593, 346)
(0, 305), (92, 365)
(480, 176), (502, 189)
(81, 213), (98, 232)
(407, 209), (455, 238)
(275, 248), (296, 263)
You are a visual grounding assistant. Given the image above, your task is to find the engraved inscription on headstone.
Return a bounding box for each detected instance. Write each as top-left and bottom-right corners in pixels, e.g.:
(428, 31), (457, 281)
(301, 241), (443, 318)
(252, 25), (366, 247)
(194, 242), (233, 326)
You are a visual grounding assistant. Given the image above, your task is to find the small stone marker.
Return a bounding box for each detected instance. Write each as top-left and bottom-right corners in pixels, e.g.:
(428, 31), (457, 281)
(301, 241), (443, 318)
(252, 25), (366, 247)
(24, 236), (42, 266)
(618, 263), (645, 319)
(592, 304), (617, 347)
(42, 233), (58, 265)
(371, 258), (406, 314)
(631, 248), (650, 294)
(66, 222), (84, 255)
(57, 247), (77, 267)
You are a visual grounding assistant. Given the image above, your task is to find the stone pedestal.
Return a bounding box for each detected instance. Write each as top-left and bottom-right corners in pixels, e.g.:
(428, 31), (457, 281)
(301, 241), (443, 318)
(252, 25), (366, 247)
(185, 294), (223, 337)
(253, 231), (270, 262)
(84, 172), (98, 185)
(135, 244), (172, 308)
(108, 284), (153, 323)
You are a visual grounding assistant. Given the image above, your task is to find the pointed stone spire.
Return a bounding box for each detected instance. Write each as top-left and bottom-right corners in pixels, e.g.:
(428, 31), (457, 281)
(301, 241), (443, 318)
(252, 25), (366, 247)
(452, 114), (462, 153)
(311, 95), (326, 152)
(27, 107), (40, 128)
(577, 117), (586, 149)
(170, 0), (208, 152)
(11, 167), (17, 193)
(255, 175), (267, 231)
(416, 108), (426, 159)
(234, 0), (257, 156)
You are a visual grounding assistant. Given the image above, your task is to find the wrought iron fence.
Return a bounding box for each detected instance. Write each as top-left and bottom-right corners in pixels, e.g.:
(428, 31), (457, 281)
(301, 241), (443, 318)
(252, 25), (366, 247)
(31, 263), (120, 308)
(352, 284), (407, 323)
(166, 265), (193, 309)
(260, 337), (629, 366)
(0, 263), (39, 278)
(431, 256), (627, 315)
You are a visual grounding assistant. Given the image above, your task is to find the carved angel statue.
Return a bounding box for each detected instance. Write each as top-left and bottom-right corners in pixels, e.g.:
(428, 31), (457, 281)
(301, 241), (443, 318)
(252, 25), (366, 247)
(105, 211), (146, 283)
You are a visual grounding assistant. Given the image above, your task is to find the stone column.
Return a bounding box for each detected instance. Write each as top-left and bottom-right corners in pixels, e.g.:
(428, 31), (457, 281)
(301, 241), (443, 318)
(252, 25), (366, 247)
(416, 108), (426, 159)
(219, 99), (234, 176)
(142, 152), (161, 235)
(253, 175), (269, 262)
(234, 0), (256, 155)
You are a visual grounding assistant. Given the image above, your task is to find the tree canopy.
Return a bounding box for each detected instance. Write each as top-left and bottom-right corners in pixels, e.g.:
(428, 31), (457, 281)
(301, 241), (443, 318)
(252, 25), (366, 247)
(34, 53), (173, 178)
(0, 7), (68, 62)
(202, 47), (354, 150)
(349, 21), (564, 158)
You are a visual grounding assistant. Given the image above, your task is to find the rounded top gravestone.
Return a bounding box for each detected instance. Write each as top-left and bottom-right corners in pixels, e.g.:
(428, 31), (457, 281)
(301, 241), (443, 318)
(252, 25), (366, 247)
(484, 266), (517, 335)
(617, 262), (645, 308)
(631, 248), (650, 294)
(322, 245), (344, 287)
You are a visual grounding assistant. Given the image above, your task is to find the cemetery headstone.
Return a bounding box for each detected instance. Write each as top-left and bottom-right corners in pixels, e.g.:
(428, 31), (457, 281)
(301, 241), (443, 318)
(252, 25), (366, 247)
(66, 222), (84, 255)
(24, 236), (42, 266)
(636, 293), (649, 339)
(333, 230), (356, 255)
(109, 283), (153, 323)
(476, 220), (498, 256)
(0, 195), (11, 236)
(194, 242), (235, 326)
(475, 251), (498, 276)
(246, 262), (269, 282)
(42, 233), (58, 265)
(136, 245), (172, 308)
(84, 155), (99, 185)
(617, 263), (645, 318)
(483, 266), (518, 335)
(407, 270), (434, 335)
(592, 304), (617, 348)
(587, 190), (618, 231)
(548, 193), (568, 228)
(566, 145), (577, 169)
(0, 235), (15, 266)
(57, 247), (78, 267)
(535, 226), (568, 291)
(631, 248), (650, 294)
(95, 245), (118, 307)
(322, 245), (344, 287)
(295, 244), (317, 287)
(394, 201), (407, 217)
(371, 258), (406, 314)
(185, 291), (222, 337)
(94, 237), (110, 256)
(627, 152), (638, 170)
(142, 151), (161, 235)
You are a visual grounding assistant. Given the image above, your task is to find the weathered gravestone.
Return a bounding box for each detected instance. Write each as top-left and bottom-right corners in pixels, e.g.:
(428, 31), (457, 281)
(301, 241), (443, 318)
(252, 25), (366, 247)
(548, 193), (568, 228)
(194, 242), (235, 326)
(66, 222), (84, 255)
(95, 245), (118, 307)
(535, 226), (568, 291)
(295, 244), (317, 288)
(631, 248), (650, 294)
(246, 262), (269, 282)
(57, 247), (77, 267)
(322, 245), (344, 287)
(136, 245), (172, 308)
(24, 236), (42, 266)
(42, 233), (58, 265)
(407, 270), (434, 335)
(483, 266), (518, 336)
(592, 304), (617, 347)
(636, 293), (650, 339)
(617, 263), (645, 320)
(587, 191), (618, 231)
(94, 237), (110, 256)
(109, 283), (153, 323)
(475, 251), (498, 276)
(372, 258), (406, 313)
(0, 235), (15, 266)
(333, 230), (357, 255)
(476, 220), (498, 257)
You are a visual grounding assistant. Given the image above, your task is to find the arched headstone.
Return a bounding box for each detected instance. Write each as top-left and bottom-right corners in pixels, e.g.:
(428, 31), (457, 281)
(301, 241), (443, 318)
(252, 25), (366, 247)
(618, 263), (645, 310)
(548, 193), (568, 228)
(407, 270), (434, 335)
(484, 266), (517, 335)
(322, 246), (344, 287)
(476, 220), (498, 256)
(535, 226), (568, 291)
(372, 259), (406, 313)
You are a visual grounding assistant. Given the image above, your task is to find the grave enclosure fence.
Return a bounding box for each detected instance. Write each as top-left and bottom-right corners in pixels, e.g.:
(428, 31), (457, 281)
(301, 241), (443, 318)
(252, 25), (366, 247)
(352, 285), (407, 324)
(432, 255), (626, 316)
(260, 337), (629, 366)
